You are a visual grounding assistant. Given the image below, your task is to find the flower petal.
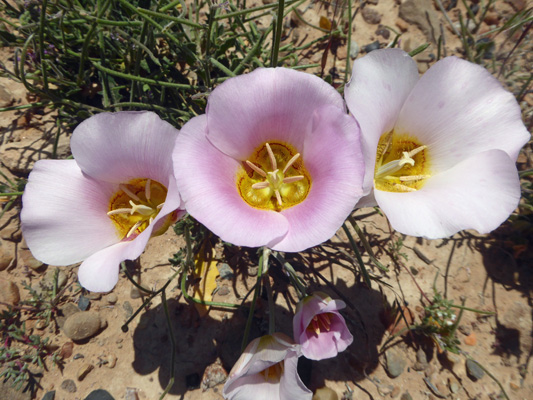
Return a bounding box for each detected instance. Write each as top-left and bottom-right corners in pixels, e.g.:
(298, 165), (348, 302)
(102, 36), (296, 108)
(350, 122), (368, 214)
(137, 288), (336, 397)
(223, 373), (281, 400)
(173, 115), (289, 248)
(395, 56), (530, 171)
(273, 107), (364, 252)
(21, 160), (119, 265)
(206, 68), (346, 160)
(345, 49), (419, 194)
(71, 111), (180, 184)
(374, 149), (522, 238)
(280, 350), (312, 400)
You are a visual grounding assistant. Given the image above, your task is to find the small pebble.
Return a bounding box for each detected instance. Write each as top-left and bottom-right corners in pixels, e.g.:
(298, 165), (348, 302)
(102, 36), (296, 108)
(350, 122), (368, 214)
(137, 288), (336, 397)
(375, 25), (390, 39)
(247, 266), (258, 276)
(104, 353), (117, 368)
(85, 292), (102, 300)
(78, 296), (90, 311)
(400, 393), (412, 400)
(125, 388), (140, 400)
(312, 386), (338, 400)
(464, 332), (477, 346)
(60, 379), (77, 393)
(77, 363), (94, 381)
(363, 41), (380, 53)
(0, 239), (15, 271)
(361, 7), (382, 24)
(130, 286), (142, 299)
(349, 40), (359, 59)
(0, 279), (20, 306)
(63, 311), (102, 341)
(217, 263), (234, 280)
(59, 342), (74, 359)
(458, 324), (471, 336)
(42, 391), (56, 400)
(201, 358), (228, 390)
(448, 377), (460, 394)
(385, 348), (406, 378)
(105, 293), (118, 304)
(466, 359), (485, 381)
(390, 385), (400, 398)
(123, 301), (134, 319)
(378, 384), (394, 396)
(84, 389), (115, 400)
(217, 286), (230, 296)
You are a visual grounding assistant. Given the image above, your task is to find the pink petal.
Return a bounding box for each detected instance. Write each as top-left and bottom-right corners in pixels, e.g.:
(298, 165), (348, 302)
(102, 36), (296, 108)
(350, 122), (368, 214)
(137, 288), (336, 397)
(279, 350), (312, 400)
(395, 57), (530, 172)
(173, 115), (289, 248)
(77, 218), (155, 292)
(224, 373), (282, 400)
(375, 149), (522, 238)
(345, 49), (419, 195)
(71, 111), (180, 184)
(21, 160), (119, 265)
(273, 107), (364, 252)
(206, 68), (346, 160)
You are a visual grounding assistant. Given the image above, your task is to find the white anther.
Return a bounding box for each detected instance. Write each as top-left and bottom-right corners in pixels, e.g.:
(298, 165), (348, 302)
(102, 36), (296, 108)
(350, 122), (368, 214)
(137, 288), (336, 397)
(399, 175), (431, 182)
(274, 190), (282, 206)
(145, 179), (151, 201)
(126, 220), (143, 238)
(282, 175), (304, 184)
(245, 160), (267, 177)
(265, 143), (277, 171)
(107, 208), (133, 216)
(282, 153), (300, 174)
(119, 184), (141, 202)
(252, 181), (270, 189)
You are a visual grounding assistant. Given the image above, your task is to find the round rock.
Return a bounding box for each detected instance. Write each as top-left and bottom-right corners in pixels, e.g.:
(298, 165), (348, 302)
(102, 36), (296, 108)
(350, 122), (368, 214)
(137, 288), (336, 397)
(63, 312), (102, 341)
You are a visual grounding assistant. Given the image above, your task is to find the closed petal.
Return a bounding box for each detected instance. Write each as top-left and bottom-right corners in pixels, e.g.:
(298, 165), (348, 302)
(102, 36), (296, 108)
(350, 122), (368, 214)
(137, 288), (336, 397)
(273, 107), (364, 252)
(395, 57), (530, 171)
(224, 373), (281, 400)
(173, 115), (289, 248)
(375, 150), (522, 238)
(280, 350), (312, 400)
(207, 68), (345, 160)
(71, 111), (180, 185)
(21, 160), (119, 265)
(345, 49), (419, 194)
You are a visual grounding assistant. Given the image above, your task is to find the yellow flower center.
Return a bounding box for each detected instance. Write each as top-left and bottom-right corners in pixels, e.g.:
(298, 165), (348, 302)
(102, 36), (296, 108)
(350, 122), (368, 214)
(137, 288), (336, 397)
(374, 131), (431, 193)
(107, 178), (173, 240)
(261, 362), (284, 383)
(306, 313), (332, 336)
(236, 142), (311, 212)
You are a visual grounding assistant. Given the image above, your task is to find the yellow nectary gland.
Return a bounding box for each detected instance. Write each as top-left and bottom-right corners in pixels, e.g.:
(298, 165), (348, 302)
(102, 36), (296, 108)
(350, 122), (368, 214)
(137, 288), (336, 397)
(374, 132), (431, 193)
(108, 178), (169, 240)
(237, 142), (311, 211)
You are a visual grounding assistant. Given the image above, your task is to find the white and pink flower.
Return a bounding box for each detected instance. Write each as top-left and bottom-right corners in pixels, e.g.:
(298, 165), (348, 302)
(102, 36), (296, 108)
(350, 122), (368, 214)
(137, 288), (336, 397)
(293, 292), (353, 360)
(223, 333), (311, 400)
(173, 67), (365, 251)
(21, 111), (183, 292)
(344, 48), (530, 238)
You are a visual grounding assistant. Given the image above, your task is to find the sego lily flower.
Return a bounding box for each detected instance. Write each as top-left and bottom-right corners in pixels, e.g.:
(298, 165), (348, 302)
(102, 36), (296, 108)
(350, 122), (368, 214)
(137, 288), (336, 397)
(223, 333), (312, 400)
(344, 49), (530, 238)
(293, 292), (353, 360)
(173, 67), (364, 251)
(21, 112), (183, 292)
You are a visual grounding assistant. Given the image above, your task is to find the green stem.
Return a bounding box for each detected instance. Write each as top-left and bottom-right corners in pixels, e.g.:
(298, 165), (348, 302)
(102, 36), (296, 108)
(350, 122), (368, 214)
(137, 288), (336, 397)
(159, 290), (176, 400)
(271, 0), (285, 66)
(344, 0), (353, 85)
(449, 304), (495, 315)
(342, 223), (372, 288)
(135, 7), (203, 29)
(348, 216), (388, 272)
(0, 192), (23, 197)
(38, 0), (49, 91)
(241, 248), (266, 352)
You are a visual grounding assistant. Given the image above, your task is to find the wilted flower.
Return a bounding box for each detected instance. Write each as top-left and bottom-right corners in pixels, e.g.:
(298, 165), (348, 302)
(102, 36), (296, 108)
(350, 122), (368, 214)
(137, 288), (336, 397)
(223, 333), (311, 400)
(21, 112), (183, 292)
(293, 292), (353, 360)
(173, 67), (365, 251)
(344, 49), (530, 238)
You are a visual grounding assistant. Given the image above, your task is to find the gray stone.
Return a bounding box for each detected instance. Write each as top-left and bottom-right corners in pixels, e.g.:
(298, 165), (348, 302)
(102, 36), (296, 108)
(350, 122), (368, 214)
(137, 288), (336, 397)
(413, 348), (428, 371)
(105, 293), (118, 304)
(123, 301), (133, 319)
(60, 379), (77, 393)
(84, 389), (115, 400)
(217, 286), (230, 296)
(385, 348), (406, 378)
(448, 377), (460, 394)
(399, 0), (441, 43)
(130, 286), (142, 299)
(77, 363), (94, 381)
(217, 263), (234, 280)
(349, 41), (360, 59)
(57, 303), (81, 329)
(41, 391), (56, 400)
(78, 296), (90, 311)
(63, 311), (102, 341)
(361, 7), (381, 25)
(466, 359), (485, 381)
(363, 41), (380, 53)
(0, 278), (20, 306)
(400, 393), (413, 400)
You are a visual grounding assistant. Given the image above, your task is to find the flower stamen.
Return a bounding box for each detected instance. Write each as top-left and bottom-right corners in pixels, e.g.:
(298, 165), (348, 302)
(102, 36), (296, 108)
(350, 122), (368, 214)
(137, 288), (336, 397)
(245, 160), (267, 177)
(265, 142), (277, 171)
(282, 153), (301, 174)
